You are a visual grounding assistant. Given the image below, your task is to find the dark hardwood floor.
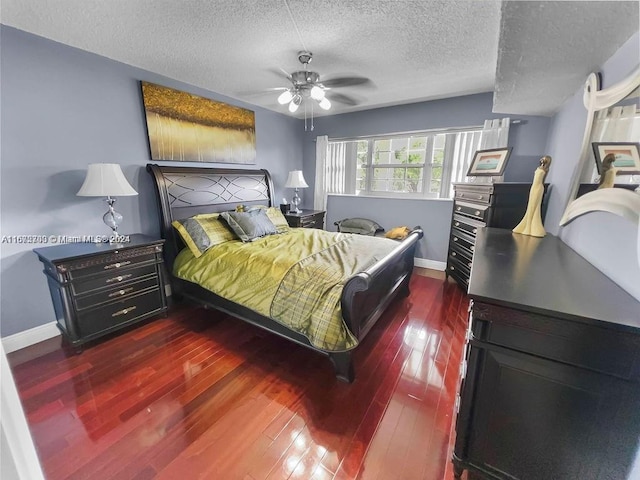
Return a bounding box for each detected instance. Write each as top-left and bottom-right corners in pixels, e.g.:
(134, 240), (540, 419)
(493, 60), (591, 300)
(9, 272), (470, 480)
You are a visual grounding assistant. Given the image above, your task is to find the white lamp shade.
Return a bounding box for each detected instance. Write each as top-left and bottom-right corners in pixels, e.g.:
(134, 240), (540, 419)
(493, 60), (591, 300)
(310, 85), (325, 100)
(277, 90), (293, 105)
(318, 97), (331, 110)
(77, 163), (138, 196)
(284, 170), (309, 189)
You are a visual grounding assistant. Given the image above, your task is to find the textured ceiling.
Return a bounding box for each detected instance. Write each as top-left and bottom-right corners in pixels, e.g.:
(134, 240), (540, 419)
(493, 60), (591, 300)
(494, 1), (639, 115)
(1, 1), (638, 118)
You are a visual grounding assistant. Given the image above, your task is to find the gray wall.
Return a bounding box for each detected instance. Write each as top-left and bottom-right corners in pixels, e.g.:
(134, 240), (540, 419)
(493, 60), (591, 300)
(0, 26), (303, 336)
(301, 93), (552, 263)
(544, 31), (640, 300)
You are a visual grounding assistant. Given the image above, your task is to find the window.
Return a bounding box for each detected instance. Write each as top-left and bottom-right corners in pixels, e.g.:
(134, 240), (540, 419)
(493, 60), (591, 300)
(328, 128), (484, 199)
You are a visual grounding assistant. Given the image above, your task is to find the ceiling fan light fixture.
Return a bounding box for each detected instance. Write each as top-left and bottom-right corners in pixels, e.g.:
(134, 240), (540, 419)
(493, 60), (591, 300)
(310, 85), (325, 101)
(277, 90), (293, 105)
(318, 97), (331, 110)
(288, 94), (302, 113)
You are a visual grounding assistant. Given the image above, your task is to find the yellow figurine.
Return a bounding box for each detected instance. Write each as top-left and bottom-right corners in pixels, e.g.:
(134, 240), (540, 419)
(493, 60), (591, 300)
(513, 156), (552, 238)
(597, 153), (617, 189)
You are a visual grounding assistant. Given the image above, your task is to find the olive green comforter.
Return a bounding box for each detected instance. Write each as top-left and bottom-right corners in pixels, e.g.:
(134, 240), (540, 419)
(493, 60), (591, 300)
(173, 228), (399, 351)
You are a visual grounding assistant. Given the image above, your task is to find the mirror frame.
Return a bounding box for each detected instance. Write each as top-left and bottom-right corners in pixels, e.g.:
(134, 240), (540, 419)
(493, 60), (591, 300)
(560, 66), (640, 226)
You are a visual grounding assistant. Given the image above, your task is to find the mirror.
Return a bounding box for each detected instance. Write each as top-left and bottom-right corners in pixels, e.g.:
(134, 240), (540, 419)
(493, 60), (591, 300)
(560, 67), (640, 227)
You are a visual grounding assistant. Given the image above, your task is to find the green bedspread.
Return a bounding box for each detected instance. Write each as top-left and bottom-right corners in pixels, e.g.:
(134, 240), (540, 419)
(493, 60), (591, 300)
(173, 228), (399, 351)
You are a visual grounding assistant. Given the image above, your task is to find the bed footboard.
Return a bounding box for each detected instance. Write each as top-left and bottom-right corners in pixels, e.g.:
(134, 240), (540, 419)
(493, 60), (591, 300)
(341, 227), (423, 342)
(328, 352), (355, 383)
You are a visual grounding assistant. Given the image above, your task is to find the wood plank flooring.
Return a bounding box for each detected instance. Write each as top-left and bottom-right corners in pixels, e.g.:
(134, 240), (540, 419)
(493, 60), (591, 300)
(9, 272), (470, 480)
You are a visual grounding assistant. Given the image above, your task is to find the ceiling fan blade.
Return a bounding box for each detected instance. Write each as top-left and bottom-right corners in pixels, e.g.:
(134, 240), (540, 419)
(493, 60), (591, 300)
(322, 76), (372, 88)
(236, 87), (289, 98)
(268, 67), (292, 82)
(326, 92), (360, 106)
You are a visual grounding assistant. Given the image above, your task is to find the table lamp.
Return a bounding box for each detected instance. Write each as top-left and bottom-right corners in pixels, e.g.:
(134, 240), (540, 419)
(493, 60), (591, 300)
(284, 170), (308, 214)
(77, 163), (138, 237)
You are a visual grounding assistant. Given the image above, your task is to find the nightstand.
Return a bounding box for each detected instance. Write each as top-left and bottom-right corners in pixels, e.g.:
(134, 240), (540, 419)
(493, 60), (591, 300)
(33, 235), (167, 350)
(284, 210), (326, 229)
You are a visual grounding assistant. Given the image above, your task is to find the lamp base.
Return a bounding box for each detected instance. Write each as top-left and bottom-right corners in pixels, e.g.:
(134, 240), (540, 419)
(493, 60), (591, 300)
(103, 196), (123, 238)
(291, 189), (301, 213)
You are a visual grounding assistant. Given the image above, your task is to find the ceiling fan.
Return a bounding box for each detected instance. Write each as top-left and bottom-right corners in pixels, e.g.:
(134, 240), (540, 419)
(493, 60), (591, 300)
(275, 51), (372, 114)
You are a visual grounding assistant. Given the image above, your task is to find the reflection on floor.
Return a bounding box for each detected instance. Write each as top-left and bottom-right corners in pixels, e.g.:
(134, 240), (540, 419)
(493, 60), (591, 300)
(9, 270), (469, 480)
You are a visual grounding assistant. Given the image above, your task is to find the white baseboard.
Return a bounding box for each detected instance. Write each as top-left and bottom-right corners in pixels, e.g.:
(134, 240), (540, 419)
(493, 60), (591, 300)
(414, 257), (446, 271)
(2, 322), (60, 354)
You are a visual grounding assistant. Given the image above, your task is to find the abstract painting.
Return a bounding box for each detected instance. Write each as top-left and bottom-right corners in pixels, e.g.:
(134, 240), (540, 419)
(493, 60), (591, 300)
(141, 81), (256, 164)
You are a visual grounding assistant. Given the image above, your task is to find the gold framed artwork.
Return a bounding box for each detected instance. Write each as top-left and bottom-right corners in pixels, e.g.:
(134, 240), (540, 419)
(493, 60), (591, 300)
(592, 142), (640, 175)
(141, 81), (256, 164)
(466, 147), (512, 177)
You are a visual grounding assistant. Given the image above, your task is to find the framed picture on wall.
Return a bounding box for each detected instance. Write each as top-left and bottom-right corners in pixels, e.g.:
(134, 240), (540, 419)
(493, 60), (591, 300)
(466, 147), (512, 177)
(592, 142), (640, 175)
(140, 81), (256, 164)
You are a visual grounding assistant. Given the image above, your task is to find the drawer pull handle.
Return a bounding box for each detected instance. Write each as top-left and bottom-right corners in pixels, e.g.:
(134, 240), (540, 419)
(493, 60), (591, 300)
(470, 246), (475, 251)
(104, 261), (131, 270)
(456, 206), (461, 211)
(468, 262), (472, 268)
(108, 287), (134, 298)
(472, 228), (478, 234)
(452, 252), (457, 256)
(474, 210), (481, 216)
(453, 237), (458, 242)
(450, 266), (455, 271)
(478, 195), (484, 200)
(112, 306), (137, 317)
(459, 193), (464, 197)
(106, 274), (132, 284)
(454, 222), (460, 227)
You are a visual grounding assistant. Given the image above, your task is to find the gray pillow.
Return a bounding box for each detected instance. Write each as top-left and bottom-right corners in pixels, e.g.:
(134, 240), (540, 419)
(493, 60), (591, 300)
(220, 209), (278, 242)
(336, 218), (383, 236)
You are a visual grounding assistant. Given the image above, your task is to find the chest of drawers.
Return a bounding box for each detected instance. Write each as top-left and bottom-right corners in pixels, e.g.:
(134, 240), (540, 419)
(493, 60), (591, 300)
(284, 210), (326, 229)
(34, 235), (167, 349)
(447, 183), (546, 290)
(453, 228), (640, 480)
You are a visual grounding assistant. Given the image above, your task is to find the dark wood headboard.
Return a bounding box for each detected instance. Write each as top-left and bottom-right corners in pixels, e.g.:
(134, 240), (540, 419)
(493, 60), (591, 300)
(146, 164), (275, 268)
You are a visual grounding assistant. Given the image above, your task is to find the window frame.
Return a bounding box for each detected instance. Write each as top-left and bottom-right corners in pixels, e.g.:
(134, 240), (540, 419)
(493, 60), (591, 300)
(329, 125), (485, 200)
(356, 133), (453, 199)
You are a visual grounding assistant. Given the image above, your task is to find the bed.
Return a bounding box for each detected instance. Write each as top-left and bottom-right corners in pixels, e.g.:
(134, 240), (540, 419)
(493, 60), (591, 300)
(147, 164), (423, 382)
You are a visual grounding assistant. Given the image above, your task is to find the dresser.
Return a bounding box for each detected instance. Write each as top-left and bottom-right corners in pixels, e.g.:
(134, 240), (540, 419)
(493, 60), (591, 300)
(34, 235), (167, 350)
(446, 182), (546, 290)
(453, 228), (640, 480)
(284, 209), (326, 229)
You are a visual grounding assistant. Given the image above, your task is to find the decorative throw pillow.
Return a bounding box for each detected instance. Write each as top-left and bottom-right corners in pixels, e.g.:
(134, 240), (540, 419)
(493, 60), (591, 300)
(385, 226), (411, 240)
(220, 209), (278, 242)
(336, 218), (384, 236)
(172, 213), (236, 258)
(247, 206), (291, 233)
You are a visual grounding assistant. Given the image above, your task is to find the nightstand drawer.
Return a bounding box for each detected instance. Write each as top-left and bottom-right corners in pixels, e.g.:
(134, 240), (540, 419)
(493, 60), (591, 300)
(77, 288), (164, 338)
(285, 210), (326, 229)
(301, 215), (323, 228)
(71, 263), (157, 295)
(454, 201), (489, 221)
(68, 250), (158, 280)
(74, 275), (160, 310)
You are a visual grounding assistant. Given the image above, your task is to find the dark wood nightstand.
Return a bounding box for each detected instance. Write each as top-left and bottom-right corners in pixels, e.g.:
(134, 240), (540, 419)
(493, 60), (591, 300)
(33, 235), (167, 350)
(284, 210), (326, 229)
